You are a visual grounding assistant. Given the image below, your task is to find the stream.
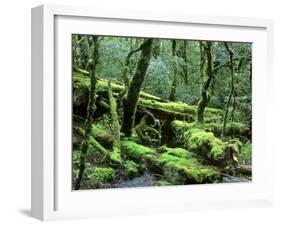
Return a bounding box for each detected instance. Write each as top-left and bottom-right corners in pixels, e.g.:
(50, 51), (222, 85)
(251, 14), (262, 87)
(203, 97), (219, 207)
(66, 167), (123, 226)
(113, 172), (157, 188)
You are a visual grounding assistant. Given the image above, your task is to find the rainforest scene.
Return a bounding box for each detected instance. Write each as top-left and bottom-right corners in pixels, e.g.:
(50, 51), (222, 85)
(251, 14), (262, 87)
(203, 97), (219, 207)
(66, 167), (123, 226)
(72, 35), (252, 190)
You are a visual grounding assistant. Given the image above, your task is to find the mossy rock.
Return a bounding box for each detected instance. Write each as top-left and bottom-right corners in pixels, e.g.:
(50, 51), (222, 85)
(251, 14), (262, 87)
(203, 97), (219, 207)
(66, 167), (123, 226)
(124, 160), (140, 179)
(85, 167), (115, 186)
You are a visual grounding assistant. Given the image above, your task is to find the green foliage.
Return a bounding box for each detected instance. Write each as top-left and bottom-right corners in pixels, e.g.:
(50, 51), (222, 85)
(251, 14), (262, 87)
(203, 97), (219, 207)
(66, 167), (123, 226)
(238, 142), (252, 165)
(72, 149), (81, 165)
(72, 35), (252, 189)
(143, 57), (172, 99)
(156, 180), (173, 186)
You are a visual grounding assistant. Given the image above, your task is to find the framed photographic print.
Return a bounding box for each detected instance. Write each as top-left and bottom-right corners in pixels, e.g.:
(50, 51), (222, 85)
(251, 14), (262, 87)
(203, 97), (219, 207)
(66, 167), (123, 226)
(31, 4), (274, 221)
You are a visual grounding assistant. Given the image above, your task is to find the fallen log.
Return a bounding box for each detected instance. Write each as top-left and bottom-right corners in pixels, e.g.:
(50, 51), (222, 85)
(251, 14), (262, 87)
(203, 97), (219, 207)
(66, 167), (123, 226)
(72, 126), (108, 156)
(170, 120), (250, 140)
(236, 164), (252, 176)
(184, 128), (243, 168)
(73, 71), (222, 121)
(121, 140), (222, 184)
(73, 115), (114, 148)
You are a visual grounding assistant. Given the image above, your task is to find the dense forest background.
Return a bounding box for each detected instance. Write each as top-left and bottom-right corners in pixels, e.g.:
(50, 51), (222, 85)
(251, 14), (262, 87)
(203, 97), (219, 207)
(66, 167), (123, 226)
(72, 35), (252, 190)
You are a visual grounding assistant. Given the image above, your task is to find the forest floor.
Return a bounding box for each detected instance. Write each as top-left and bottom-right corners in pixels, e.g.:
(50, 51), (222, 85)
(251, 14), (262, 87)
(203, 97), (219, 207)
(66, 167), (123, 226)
(72, 71), (252, 190)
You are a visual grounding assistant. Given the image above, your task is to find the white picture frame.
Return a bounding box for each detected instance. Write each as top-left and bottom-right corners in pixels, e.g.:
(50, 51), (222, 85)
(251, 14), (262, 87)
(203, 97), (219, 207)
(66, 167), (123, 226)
(31, 4), (274, 221)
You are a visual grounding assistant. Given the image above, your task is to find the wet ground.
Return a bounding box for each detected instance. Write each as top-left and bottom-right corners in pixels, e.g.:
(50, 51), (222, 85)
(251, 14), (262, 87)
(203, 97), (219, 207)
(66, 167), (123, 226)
(113, 172), (157, 188)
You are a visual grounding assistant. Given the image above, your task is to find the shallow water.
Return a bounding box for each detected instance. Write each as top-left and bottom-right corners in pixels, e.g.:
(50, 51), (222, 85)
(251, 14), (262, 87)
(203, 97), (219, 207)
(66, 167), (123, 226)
(113, 172), (156, 188)
(222, 175), (248, 183)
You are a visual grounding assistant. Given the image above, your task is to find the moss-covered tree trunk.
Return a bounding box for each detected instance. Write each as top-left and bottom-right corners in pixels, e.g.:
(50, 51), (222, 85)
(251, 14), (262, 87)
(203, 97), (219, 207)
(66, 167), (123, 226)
(197, 41), (214, 123)
(199, 42), (206, 78)
(121, 38), (154, 137)
(169, 40), (178, 101)
(108, 81), (122, 166)
(121, 44), (143, 87)
(182, 40), (188, 84)
(74, 36), (100, 190)
(222, 42), (234, 137)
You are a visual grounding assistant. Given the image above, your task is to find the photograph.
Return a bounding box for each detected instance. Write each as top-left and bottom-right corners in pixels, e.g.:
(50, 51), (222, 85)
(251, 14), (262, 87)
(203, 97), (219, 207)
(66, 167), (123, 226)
(72, 35), (252, 190)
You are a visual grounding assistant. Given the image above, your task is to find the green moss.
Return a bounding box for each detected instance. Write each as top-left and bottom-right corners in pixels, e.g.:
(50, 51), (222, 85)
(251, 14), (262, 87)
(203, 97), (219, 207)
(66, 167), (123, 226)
(72, 149), (81, 165)
(73, 120), (113, 147)
(238, 142), (252, 165)
(185, 129), (226, 161)
(139, 99), (197, 115)
(204, 122), (249, 137)
(170, 120), (193, 130)
(139, 99), (221, 118)
(156, 180), (173, 186)
(91, 124), (113, 141)
(158, 146), (194, 159)
(73, 72), (162, 101)
(159, 153), (221, 184)
(121, 140), (221, 184)
(124, 160), (140, 179)
(227, 139), (242, 154)
(109, 148), (122, 167)
(73, 72), (123, 93)
(85, 167), (115, 185)
(121, 140), (155, 162)
(170, 120), (249, 141)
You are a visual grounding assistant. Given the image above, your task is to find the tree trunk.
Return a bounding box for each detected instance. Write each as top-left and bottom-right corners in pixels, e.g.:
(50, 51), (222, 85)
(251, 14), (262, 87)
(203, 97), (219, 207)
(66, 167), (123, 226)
(199, 42), (206, 78)
(197, 41), (214, 123)
(74, 36), (100, 190)
(108, 81), (122, 166)
(121, 38), (154, 137)
(169, 40), (178, 101)
(222, 42), (234, 137)
(121, 44), (143, 87)
(182, 40), (188, 84)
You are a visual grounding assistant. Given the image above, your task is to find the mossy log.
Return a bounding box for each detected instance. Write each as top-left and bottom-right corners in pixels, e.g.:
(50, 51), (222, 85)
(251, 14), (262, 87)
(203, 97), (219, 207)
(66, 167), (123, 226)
(184, 129), (240, 167)
(72, 126), (108, 155)
(73, 72), (222, 121)
(184, 129), (227, 162)
(170, 120), (250, 139)
(236, 164), (252, 176)
(168, 121), (241, 166)
(73, 116), (114, 148)
(121, 140), (222, 184)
